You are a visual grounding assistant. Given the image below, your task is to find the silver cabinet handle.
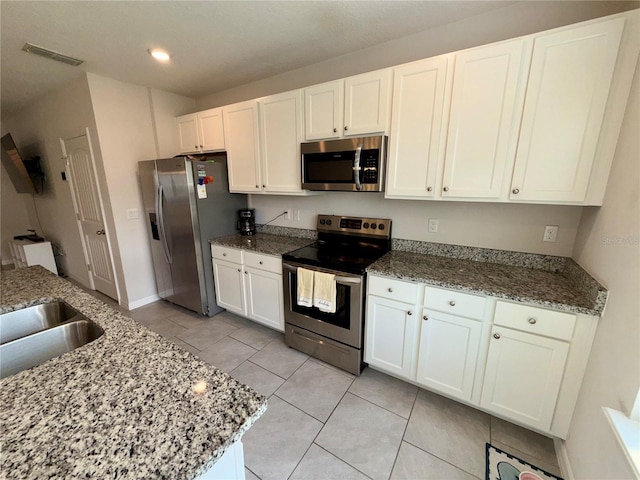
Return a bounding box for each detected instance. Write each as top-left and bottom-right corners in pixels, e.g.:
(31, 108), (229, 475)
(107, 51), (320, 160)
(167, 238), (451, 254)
(256, 185), (259, 189)
(388, 287), (393, 292)
(194, 145), (198, 149)
(259, 261), (263, 265)
(423, 315), (429, 321)
(443, 187), (449, 192)
(199, 145), (203, 149)
(512, 188), (520, 194)
(96, 229), (105, 235)
(237, 268), (241, 272)
(493, 333), (501, 339)
(244, 271), (248, 275)
(528, 318), (537, 324)
(427, 187), (433, 192)
(407, 311), (413, 315)
(344, 126), (348, 131)
(262, 185), (266, 188)
(449, 300), (456, 306)
(223, 253), (227, 256)
(333, 128), (337, 133)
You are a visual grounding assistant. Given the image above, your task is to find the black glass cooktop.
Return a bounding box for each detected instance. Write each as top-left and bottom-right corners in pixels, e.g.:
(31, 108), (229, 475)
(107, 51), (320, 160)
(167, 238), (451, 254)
(282, 242), (389, 275)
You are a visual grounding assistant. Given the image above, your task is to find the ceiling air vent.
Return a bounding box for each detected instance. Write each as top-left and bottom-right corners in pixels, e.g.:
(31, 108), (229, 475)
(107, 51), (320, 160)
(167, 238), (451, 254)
(21, 43), (84, 66)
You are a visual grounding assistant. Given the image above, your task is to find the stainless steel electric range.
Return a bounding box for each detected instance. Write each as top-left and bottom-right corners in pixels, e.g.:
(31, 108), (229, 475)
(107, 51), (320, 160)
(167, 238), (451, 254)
(282, 215), (392, 375)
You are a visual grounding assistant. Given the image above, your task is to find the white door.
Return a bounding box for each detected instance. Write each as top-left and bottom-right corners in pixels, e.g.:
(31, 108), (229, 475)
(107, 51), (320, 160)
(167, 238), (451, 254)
(364, 295), (418, 379)
(212, 259), (246, 315)
(416, 310), (482, 401)
(198, 108), (225, 151)
(480, 326), (569, 431)
(343, 69), (391, 136)
(441, 39), (530, 199)
(61, 133), (118, 300)
(304, 80), (343, 140)
(510, 17), (625, 203)
(244, 267), (284, 331)
(176, 113), (201, 154)
(259, 90), (304, 193)
(223, 100), (261, 193)
(386, 56), (451, 198)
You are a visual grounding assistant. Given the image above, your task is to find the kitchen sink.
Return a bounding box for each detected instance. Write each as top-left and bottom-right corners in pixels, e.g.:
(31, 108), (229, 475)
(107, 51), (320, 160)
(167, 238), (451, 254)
(0, 301), (85, 344)
(0, 319), (104, 379)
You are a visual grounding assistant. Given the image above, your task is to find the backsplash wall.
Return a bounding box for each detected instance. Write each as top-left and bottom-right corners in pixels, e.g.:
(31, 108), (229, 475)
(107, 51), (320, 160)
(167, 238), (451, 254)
(248, 193), (583, 257)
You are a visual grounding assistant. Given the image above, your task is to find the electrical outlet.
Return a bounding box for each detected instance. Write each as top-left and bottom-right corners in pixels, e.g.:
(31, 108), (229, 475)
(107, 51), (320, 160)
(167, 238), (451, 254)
(284, 209), (292, 221)
(428, 219), (439, 233)
(543, 225), (558, 242)
(126, 208), (139, 220)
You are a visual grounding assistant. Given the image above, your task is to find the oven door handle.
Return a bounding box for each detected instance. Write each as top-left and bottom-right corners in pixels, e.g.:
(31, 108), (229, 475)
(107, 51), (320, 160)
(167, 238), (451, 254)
(282, 263), (362, 285)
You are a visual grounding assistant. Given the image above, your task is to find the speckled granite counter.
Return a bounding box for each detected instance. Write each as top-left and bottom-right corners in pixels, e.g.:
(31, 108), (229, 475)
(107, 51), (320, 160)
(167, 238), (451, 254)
(368, 251), (606, 316)
(209, 232), (312, 256)
(0, 267), (266, 480)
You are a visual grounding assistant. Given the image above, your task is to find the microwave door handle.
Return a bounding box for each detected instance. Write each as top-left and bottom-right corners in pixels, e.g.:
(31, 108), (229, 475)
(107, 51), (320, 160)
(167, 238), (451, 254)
(353, 142), (363, 191)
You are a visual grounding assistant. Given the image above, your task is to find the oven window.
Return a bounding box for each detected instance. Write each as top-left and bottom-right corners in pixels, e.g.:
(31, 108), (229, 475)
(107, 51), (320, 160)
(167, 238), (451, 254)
(291, 274), (351, 329)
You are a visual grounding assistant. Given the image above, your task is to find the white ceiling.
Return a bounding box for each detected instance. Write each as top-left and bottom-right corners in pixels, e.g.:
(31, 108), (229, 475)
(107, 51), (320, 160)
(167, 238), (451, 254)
(1, 1), (520, 119)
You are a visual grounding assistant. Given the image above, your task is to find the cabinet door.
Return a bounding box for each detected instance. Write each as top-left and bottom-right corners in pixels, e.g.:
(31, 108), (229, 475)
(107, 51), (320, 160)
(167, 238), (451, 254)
(510, 18), (625, 203)
(386, 56), (450, 198)
(480, 326), (569, 431)
(212, 259), (246, 316)
(442, 39), (530, 199)
(259, 90), (304, 193)
(223, 100), (261, 193)
(343, 69), (391, 136)
(416, 310), (482, 401)
(245, 267), (284, 332)
(304, 80), (343, 140)
(364, 295), (419, 379)
(177, 113), (201, 154)
(198, 108), (225, 151)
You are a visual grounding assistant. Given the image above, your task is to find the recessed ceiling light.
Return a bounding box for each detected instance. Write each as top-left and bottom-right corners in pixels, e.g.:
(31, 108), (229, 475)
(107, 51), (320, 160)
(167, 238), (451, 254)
(148, 48), (171, 62)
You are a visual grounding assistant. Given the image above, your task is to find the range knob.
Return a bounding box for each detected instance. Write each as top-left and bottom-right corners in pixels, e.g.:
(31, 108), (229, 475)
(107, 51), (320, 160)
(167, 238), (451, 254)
(363, 222), (370, 228)
(378, 224), (385, 231)
(326, 219), (332, 226)
(371, 223), (377, 230)
(319, 219), (325, 225)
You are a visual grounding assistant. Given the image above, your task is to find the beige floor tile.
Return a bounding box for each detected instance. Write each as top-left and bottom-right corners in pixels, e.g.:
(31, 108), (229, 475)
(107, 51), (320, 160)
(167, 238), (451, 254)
(391, 441), (480, 480)
(290, 444), (369, 480)
(244, 467), (259, 480)
(167, 337), (201, 355)
(196, 337), (257, 372)
(230, 324), (282, 350)
(243, 396), (322, 480)
(176, 319), (238, 350)
(141, 317), (188, 339)
(216, 311), (256, 329)
(316, 393), (406, 480)
(491, 416), (559, 470)
(404, 389), (490, 478)
(275, 360), (354, 422)
(230, 361), (285, 398)
(249, 337), (308, 379)
(349, 367), (418, 419)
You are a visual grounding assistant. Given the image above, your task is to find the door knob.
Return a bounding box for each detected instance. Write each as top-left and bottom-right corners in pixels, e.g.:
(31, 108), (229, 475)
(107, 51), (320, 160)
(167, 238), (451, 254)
(96, 229), (105, 235)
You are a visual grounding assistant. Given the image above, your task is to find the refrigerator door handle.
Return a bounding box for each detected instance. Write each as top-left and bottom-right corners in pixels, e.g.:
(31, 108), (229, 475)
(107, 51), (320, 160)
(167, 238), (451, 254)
(156, 183), (172, 264)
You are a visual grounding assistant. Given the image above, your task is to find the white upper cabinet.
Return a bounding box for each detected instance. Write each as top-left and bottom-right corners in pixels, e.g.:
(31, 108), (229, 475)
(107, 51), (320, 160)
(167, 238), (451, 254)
(386, 56), (451, 198)
(259, 90), (305, 194)
(223, 100), (261, 193)
(177, 108), (225, 154)
(441, 39), (531, 199)
(510, 17), (625, 203)
(304, 69), (391, 140)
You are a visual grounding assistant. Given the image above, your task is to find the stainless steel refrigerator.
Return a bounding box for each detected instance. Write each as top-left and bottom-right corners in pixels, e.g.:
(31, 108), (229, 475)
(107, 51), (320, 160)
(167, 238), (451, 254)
(138, 154), (246, 316)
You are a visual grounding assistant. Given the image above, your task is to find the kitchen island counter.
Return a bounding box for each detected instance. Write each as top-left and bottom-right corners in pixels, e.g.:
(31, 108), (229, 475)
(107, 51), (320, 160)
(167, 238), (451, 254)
(0, 266), (266, 480)
(210, 233), (312, 257)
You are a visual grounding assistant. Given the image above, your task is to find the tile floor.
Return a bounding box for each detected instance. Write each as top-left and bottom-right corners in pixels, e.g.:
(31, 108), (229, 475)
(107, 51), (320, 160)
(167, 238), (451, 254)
(116, 298), (562, 480)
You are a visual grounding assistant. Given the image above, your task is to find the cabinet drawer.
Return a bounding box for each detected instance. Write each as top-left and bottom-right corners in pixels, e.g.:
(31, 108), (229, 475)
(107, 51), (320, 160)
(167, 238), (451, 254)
(494, 301), (576, 341)
(368, 275), (419, 304)
(244, 251), (282, 274)
(424, 286), (486, 320)
(211, 245), (243, 263)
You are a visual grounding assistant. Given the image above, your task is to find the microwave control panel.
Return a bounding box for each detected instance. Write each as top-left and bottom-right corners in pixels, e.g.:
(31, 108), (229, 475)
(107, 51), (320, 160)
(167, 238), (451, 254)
(361, 151), (379, 183)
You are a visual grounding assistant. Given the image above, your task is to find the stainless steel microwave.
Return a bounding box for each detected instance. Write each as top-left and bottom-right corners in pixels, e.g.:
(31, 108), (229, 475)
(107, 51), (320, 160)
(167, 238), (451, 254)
(301, 135), (387, 192)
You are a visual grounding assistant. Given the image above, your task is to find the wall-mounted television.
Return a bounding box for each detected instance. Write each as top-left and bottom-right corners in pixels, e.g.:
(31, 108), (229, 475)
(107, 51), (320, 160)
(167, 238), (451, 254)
(1, 133), (45, 194)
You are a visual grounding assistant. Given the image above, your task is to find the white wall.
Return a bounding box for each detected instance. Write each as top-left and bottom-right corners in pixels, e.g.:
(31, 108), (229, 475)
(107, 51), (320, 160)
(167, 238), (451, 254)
(1, 75), (99, 284)
(565, 63), (639, 479)
(250, 194), (582, 256)
(0, 162), (33, 263)
(149, 89), (196, 158)
(197, 1), (636, 110)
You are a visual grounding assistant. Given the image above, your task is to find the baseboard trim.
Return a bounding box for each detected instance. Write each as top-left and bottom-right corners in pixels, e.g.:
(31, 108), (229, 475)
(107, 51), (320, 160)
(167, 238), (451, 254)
(554, 438), (575, 480)
(1, 259), (14, 266)
(128, 294), (161, 311)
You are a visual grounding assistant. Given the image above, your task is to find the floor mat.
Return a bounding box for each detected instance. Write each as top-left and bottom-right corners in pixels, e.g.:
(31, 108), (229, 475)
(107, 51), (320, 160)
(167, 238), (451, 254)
(486, 443), (563, 480)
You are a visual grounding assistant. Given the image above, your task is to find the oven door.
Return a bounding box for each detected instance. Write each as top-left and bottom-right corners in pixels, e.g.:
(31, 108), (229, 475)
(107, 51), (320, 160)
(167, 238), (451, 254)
(282, 261), (363, 348)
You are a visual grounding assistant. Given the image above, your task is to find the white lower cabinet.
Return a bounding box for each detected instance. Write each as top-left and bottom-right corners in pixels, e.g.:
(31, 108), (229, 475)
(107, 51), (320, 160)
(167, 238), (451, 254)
(211, 245), (284, 332)
(480, 326), (569, 431)
(415, 309), (482, 402)
(364, 295), (419, 379)
(364, 274), (597, 438)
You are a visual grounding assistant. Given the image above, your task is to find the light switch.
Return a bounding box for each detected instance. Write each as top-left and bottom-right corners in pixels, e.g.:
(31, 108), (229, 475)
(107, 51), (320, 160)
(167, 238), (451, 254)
(126, 208), (139, 220)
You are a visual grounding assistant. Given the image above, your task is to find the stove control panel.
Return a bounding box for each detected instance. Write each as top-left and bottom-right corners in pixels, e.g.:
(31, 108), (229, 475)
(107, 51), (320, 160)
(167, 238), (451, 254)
(317, 215), (391, 238)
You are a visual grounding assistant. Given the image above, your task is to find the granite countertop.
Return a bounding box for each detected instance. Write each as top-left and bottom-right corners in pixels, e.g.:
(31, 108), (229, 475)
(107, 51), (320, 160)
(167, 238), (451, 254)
(368, 250), (606, 316)
(0, 267), (267, 480)
(210, 232), (312, 256)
